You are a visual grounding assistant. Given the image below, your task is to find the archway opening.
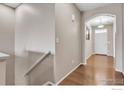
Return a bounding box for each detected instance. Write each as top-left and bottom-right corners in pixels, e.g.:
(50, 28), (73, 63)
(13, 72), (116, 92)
(84, 14), (116, 67)
(83, 14), (117, 84)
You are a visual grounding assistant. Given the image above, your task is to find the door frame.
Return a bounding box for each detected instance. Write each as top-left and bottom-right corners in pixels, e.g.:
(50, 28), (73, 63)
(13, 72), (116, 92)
(83, 14), (116, 65)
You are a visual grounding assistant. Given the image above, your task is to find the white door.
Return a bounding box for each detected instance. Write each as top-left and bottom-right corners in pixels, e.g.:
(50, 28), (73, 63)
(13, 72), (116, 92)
(94, 29), (108, 55)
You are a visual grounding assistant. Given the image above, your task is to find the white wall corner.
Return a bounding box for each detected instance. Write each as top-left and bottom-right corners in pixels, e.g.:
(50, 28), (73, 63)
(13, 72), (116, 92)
(81, 62), (87, 65)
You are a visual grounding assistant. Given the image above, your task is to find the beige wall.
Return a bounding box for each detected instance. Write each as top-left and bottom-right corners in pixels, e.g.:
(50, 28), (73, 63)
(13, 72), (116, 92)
(15, 4), (29, 85)
(82, 4), (123, 72)
(0, 4), (15, 85)
(0, 62), (6, 85)
(122, 4), (124, 74)
(55, 4), (82, 83)
(15, 3), (55, 85)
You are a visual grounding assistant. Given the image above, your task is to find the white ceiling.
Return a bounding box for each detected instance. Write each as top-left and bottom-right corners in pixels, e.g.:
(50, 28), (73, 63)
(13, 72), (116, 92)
(4, 3), (21, 8)
(4, 3), (109, 10)
(75, 3), (110, 11)
(87, 15), (114, 27)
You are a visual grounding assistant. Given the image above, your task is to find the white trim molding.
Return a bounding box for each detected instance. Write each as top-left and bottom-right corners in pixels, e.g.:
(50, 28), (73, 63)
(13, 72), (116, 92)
(81, 62), (87, 65)
(56, 63), (82, 85)
(123, 72), (124, 75)
(115, 68), (123, 73)
(86, 53), (93, 60)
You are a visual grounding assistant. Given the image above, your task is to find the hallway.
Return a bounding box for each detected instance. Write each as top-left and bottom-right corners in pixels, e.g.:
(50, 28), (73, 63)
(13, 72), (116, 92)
(59, 55), (124, 85)
(0, 3), (124, 86)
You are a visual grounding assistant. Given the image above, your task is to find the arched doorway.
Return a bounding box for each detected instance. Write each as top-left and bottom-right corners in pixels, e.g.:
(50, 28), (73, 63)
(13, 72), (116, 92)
(84, 14), (116, 67)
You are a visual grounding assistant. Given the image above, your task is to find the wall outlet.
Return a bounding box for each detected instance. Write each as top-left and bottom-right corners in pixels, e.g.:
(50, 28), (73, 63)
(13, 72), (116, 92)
(56, 38), (60, 43)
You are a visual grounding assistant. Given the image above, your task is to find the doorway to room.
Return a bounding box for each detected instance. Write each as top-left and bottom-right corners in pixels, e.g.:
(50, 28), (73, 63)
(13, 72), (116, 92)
(84, 14), (116, 66)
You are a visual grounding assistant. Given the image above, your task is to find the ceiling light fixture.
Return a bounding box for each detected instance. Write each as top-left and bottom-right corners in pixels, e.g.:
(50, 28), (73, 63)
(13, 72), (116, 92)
(97, 17), (104, 28)
(97, 24), (104, 28)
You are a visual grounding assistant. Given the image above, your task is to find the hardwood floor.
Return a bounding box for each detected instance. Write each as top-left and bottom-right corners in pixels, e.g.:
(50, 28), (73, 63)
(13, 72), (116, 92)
(59, 55), (124, 85)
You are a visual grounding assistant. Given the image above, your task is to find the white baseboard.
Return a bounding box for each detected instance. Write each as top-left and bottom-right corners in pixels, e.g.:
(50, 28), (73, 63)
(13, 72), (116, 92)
(56, 63), (82, 85)
(122, 72), (124, 75)
(115, 68), (123, 73)
(86, 54), (92, 60)
(84, 53), (93, 64)
(81, 62), (86, 65)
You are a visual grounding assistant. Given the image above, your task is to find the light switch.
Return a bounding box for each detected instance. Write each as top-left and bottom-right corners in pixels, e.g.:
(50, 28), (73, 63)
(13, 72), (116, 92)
(72, 14), (75, 22)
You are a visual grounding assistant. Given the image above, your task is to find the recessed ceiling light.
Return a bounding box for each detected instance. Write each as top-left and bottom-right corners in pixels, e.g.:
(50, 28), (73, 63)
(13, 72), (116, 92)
(97, 24), (104, 28)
